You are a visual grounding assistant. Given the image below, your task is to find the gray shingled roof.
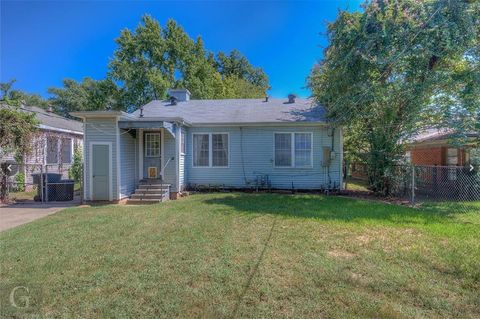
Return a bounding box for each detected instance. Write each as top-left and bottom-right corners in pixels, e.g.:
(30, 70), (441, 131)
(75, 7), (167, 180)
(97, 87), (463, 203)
(407, 128), (479, 144)
(132, 98), (327, 124)
(1, 104), (83, 133)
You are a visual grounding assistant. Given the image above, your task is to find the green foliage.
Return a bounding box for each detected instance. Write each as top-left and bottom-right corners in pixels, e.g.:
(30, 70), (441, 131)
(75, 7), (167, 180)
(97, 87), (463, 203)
(108, 15), (269, 109)
(69, 147), (83, 182)
(0, 106), (39, 158)
(309, 0), (479, 195)
(48, 78), (125, 117)
(14, 172), (25, 192)
(0, 79), (49, 108)
(1, 193), (479, 317)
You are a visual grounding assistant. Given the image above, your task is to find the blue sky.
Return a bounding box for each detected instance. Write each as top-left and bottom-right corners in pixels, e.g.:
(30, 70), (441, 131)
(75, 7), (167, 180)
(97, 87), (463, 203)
(1, 0), (361, 99)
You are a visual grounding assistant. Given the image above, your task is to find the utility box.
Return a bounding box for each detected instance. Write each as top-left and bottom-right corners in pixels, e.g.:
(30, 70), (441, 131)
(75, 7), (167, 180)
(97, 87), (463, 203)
(322, 147), (332, 167)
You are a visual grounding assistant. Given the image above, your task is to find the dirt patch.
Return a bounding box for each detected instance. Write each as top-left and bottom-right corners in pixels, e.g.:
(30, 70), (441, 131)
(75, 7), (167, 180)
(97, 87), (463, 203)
(327, 250), (355, 259)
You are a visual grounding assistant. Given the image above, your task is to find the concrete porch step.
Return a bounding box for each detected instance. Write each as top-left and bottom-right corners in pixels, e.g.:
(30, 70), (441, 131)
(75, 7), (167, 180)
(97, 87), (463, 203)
(131, 193), (167, 200)
(125, 198), (165, 205)
(139, 179), (170, 185)
(134, 189), (168, 194)
(138, 184), (170, 190)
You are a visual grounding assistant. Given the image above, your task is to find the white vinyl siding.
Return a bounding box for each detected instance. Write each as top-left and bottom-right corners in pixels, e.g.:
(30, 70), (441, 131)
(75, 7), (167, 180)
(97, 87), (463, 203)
(275, 132), (312, 168)
(145, 133), (160, 157)
(193, 133), (229, 168)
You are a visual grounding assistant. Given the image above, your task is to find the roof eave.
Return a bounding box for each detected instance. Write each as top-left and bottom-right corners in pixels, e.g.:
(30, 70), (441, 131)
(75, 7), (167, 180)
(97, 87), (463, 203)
(191, 121), (329, 127)
(70, 111), (131, 119)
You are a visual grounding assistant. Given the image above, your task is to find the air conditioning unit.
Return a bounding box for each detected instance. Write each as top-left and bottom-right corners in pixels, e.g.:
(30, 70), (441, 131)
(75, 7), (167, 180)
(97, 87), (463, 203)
(322, 147), (331, 167)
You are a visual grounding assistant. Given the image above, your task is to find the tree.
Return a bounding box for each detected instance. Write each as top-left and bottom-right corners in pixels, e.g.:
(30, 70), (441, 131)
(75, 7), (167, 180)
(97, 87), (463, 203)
(109, 15), (269, 109)
(309, 0), (479, 195)
(49, 77), (125, 116)
(0, 79), (49, 108)
(216, 49), (269, 90)
(0, 106), (39, 201)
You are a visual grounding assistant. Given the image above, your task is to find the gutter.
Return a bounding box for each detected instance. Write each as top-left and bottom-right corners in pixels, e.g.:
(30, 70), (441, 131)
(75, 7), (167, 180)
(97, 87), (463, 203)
(38, 124), (83, 135)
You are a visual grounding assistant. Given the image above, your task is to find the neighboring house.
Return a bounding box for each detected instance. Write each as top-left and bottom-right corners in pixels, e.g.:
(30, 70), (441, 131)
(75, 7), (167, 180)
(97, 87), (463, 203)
(0, 105), (83, 189)
(72, 89), (343, 203)
(350, 128), (479, 181)
(405, 128), (479, 167)
(402, 128), (480, 200)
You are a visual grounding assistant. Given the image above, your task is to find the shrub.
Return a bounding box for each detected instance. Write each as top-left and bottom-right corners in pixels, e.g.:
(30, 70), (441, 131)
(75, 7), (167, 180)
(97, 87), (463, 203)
(69, 147), (83, 182)
(14, 172), (25, 192)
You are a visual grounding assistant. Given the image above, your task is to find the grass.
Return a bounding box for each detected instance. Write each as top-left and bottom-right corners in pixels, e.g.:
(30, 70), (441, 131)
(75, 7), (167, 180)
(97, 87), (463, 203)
(1, 193), (479, 318)
(345, 177), (370, 192)
(8, 182), (81, 202)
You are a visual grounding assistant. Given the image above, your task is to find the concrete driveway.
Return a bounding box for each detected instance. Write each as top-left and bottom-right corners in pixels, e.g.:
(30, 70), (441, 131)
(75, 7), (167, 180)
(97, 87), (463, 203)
(0, 200), (80, 232)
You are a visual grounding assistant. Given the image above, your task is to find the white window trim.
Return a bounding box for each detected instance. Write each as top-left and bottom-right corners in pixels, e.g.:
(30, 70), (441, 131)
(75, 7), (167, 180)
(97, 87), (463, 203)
(273, 132), (314, 169)
(180, 129), (186, 155)
(144, 132), (161, 158)
(192, 132), (230, 168)
(89, 141), (113, 201)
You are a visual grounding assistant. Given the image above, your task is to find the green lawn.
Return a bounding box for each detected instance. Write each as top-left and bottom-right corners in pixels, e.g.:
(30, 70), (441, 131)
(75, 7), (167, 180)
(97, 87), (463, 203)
(1, 193), (479, 318)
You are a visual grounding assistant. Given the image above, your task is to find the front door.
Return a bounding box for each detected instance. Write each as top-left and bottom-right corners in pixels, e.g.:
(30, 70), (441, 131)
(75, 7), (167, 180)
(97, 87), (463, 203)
(92, 144), (110, 200)
(143, 131), (162, 179)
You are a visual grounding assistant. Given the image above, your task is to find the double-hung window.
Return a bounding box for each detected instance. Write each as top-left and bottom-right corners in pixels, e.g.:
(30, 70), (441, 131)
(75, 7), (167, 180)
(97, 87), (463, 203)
(61, 138), (72, 163)
(193, 133), (229, 167)
(46, 136), (59, 164)
(274, 133), (312, 168)
(145, 133), (161, 157)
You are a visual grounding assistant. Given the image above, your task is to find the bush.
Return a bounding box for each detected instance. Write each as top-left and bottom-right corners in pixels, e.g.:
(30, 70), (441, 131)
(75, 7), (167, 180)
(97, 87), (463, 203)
(14, 172), (25, 192)
(69, 147), (83, 182)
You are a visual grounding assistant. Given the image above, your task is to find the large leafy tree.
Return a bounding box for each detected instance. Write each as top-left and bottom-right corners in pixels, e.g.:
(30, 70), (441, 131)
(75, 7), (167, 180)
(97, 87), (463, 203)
(48, 77), (125, 116)
(0, 79), (49, 108)
(109, 15), (269, 109)
(309, 0), (479, 195)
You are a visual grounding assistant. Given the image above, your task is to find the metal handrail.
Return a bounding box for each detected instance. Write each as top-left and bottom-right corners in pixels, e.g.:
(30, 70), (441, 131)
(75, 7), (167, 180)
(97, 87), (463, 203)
(162, 157), (174, 173)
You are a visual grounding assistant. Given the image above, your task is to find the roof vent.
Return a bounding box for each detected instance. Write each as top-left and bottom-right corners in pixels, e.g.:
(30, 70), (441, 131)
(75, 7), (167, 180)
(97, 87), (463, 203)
(47, 106), (54, 112)
(265, 95), (269, 102)
(287, 94), (296, 103)
(167, 88), (190, 102)
(169, 96), (178, 105)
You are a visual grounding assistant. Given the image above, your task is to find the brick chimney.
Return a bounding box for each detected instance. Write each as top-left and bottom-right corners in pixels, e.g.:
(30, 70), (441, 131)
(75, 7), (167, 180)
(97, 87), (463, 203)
(167, 89), (191, 102)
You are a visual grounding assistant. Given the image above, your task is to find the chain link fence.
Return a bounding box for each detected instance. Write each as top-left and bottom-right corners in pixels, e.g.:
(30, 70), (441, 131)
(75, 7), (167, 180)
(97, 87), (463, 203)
(391, 164), (480, 210)
(0, 162), (83, 203)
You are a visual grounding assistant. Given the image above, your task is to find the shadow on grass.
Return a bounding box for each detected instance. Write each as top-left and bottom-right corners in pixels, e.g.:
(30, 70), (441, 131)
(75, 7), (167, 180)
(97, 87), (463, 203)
(204, 193), (467, 225)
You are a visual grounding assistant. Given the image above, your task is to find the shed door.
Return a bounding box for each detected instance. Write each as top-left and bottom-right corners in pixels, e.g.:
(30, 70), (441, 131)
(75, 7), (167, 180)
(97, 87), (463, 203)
(92, 144), (109, 200)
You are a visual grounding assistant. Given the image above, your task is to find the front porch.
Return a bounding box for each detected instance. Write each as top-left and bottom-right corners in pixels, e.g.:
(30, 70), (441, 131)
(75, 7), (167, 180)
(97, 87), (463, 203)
(118, 119), (185, 202)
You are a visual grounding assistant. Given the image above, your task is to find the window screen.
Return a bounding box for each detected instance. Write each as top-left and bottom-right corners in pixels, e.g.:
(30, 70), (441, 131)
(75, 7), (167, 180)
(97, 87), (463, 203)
(294, 133), (312, 167)
(275, 133), (292, 167)
(193, 134), (209, 167)
(61, 138), (72, 163)
(46, 136), (59, 164)
(212, 134), (228, 167)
